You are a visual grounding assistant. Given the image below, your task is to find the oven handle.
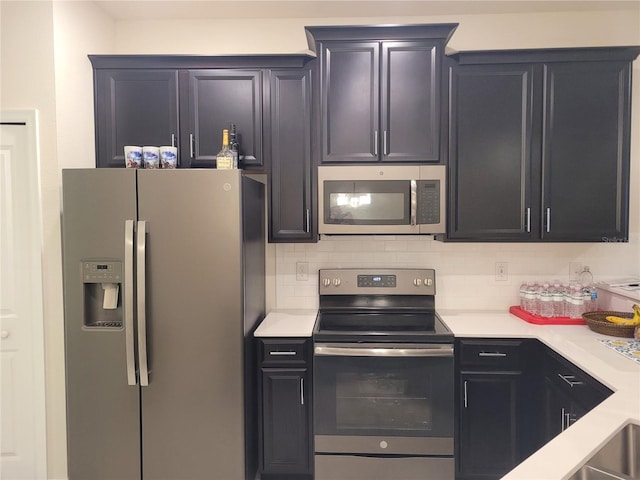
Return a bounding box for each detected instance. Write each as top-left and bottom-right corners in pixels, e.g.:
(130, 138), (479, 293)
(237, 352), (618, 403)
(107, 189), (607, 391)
(314, 344), (453, 358)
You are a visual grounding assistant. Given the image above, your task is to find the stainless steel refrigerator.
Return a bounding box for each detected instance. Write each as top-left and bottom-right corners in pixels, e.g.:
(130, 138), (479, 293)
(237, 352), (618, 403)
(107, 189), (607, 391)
(61, 168), (265, 480)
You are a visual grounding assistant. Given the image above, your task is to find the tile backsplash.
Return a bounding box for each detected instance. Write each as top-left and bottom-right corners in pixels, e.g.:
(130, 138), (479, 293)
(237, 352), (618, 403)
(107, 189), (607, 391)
(274, 234), (640, 311)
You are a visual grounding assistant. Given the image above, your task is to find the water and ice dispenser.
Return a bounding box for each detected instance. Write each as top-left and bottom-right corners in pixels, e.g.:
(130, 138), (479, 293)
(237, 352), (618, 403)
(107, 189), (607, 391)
(82, 260), (123, 328)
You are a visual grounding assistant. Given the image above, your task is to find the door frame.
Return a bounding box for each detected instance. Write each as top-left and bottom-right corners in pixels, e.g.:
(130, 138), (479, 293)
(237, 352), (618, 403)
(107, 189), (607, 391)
(0, 109), (47, 479)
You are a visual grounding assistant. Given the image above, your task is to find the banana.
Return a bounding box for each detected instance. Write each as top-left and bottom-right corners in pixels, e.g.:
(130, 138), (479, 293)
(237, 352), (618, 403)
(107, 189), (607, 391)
(605, 314), (640, 326)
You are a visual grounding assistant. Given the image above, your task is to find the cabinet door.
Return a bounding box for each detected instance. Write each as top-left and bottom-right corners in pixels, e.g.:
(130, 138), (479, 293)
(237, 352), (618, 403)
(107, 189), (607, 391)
(261, 368), (311, 475)
(458, 372), (519, 480)
(448, 63), (536, 241)
(381, 41), (440, 162)
(541, 61), (631, 242)
(185, 70), (262, 168)
(94, 69), (178, 168)
(267, 68), (315, 242)
(320, 41), (379, 163)
(542, 376), (587, 441)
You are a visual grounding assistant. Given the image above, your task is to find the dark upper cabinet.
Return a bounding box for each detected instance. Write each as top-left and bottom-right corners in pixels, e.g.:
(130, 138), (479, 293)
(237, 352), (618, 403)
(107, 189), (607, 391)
(266, 67), (315, 242)
(306, 24), (458, 164)
(445, 47), (640, 242)
(448, 62), (537, 241)
(319, 41), (379, 163)
(540, 61), (632, 242)
(94, 69), (179, 168)
(90, 54), (313, 170)
(185, 70), (262, 168)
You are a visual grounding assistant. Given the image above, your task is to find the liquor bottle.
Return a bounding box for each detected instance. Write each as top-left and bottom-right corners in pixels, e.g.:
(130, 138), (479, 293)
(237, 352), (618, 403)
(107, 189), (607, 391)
(229, 123), (239, 169)
(216, 129), (234, 169)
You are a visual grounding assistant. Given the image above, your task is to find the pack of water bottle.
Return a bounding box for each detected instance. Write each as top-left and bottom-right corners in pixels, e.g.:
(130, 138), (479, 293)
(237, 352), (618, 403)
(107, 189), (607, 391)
(518, 267), (598, 319)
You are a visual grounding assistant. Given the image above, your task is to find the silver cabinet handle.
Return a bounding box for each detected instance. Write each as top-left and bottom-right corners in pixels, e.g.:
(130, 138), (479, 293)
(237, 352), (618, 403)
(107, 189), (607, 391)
(478, 352), (507, 357)
(383, 130), (388, 156)
(124, 220), (137, 386)
(269, 351), (297, 356)
(561, 407), (566, 431)
(305, 209), (310, 233)
(300, 378), (304, 405)
(526, 207), (531, 233)
(546, 207), (551, 233)
(373, 131), (378, 156)
(558, 374), (584, 387)
(464, 380), (468, 409)
(410, 180), (417, 226)
(189, 134), (194, 158)
(171, 133), (176, 148)
(314, 344), (453, 358)
(137, 221), (149, 387)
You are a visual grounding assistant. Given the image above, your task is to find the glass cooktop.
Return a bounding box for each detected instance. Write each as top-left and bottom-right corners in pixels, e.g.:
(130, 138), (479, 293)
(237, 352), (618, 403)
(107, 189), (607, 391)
(314, 310), (453, 343)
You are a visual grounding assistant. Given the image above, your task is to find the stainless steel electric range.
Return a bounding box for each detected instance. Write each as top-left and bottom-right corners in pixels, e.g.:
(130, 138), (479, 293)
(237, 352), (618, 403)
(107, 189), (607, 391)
(313, 268), (455, 480)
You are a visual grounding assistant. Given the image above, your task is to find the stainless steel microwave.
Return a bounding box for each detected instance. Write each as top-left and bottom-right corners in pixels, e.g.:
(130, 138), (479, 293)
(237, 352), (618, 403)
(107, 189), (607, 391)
(318, 165), (446, 235)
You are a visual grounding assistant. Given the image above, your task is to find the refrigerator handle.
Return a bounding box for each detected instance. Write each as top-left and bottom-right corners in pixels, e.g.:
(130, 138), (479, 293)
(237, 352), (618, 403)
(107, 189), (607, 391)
(124, 220), (137, 386)
(136, 220), (150, 387)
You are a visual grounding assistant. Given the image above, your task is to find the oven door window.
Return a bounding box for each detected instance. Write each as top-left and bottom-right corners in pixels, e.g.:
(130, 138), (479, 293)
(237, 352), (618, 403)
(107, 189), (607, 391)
(314, 354), (453, 438)
(323, 180), (411, 225)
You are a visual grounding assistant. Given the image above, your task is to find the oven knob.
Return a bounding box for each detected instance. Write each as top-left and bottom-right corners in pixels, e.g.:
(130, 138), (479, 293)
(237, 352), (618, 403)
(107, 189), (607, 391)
(332, 278), (341, 286)
(322, 278), (331, 287)
(413, 278), (422, 286)
(379, 440), (388, 449)
(425, 278), (433, 286)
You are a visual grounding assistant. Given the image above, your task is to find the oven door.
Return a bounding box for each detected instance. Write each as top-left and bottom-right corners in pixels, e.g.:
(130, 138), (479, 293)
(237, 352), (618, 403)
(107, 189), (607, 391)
(313, 342), (454, 455)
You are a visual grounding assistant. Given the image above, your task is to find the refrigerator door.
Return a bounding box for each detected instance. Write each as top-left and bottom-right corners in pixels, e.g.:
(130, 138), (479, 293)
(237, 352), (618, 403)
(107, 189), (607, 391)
(62, 169), (141, 480)
(136, 170), (248, 479)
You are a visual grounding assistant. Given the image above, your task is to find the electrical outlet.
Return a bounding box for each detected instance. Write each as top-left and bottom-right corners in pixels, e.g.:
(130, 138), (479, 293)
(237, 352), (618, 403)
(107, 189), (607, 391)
(570, 262), (583, 281)
(296, 261), (308, 281)
(495, 262), (508, 282)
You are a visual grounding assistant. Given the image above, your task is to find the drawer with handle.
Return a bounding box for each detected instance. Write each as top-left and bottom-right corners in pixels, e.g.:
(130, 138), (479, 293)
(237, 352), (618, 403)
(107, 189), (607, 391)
(260, 338), (310, 366)
(458, 339), (523, 369)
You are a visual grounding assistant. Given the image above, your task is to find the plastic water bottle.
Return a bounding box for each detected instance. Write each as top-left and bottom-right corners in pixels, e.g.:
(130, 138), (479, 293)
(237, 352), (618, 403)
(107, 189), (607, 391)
(519, 282), (528, 310)
(551, 282), (565, 317)
(578, 266), (597, 312)
(523, 282), (538, 314)
(538, 283), (554, 317)
(567, 285), (585, 318)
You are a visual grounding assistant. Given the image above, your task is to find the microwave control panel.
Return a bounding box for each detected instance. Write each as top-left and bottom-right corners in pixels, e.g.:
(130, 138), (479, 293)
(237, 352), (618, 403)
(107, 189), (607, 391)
(417, 180), (441, 225)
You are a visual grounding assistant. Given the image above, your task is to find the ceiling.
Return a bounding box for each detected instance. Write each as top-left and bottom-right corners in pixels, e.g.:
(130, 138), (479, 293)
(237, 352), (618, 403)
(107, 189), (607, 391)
(94, 0), (640, 20)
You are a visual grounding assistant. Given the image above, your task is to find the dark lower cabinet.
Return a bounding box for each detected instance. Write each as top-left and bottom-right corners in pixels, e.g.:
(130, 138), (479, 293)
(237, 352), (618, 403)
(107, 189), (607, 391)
(541, 344), (612, 443)
(458, 372), (519, 479)
(455, 338), (614, 480)
(456, 339), (532, 480)
(258, 339), (313, 479)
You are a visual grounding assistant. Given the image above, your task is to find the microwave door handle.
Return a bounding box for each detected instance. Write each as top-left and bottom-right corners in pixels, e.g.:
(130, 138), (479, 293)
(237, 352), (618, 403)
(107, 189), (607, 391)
(410, 180), (417, 226)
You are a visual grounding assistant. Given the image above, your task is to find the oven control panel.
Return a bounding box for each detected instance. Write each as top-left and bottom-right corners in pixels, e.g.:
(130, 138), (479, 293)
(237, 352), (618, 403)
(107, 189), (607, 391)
(319, 269), (435, 295)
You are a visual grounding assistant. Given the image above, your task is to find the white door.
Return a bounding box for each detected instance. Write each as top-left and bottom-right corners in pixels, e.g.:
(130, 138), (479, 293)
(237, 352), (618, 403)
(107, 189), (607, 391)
(0, 111), (47, 479)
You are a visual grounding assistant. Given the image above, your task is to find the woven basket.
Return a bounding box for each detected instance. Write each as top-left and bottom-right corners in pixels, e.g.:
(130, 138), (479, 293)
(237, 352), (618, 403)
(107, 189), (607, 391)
(582, 311), (636, 338)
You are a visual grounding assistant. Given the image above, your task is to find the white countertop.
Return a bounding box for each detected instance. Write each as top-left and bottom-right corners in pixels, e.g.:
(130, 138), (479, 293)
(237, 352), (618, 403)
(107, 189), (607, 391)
(255, 308), (640, 480)
(254, 309), (318, 337)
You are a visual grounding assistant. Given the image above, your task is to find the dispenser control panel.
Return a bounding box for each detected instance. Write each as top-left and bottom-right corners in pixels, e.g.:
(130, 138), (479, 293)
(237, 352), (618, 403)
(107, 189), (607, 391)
(83, 261), (122, 283)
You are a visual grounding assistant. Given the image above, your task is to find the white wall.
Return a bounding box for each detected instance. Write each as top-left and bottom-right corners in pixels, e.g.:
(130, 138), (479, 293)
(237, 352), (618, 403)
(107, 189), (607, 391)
(1, 2), (61, 478)
(2, 1), (639, 477)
